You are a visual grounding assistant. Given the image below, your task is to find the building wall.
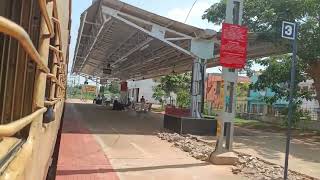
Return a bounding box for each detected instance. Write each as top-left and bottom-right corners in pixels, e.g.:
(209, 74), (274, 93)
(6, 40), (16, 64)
(246, 75), (320, 123)
(205, 73), (250, 111)
(247, 74), (288, 116)
(127, 79), (158, 104)
(205, 74), (223, 109)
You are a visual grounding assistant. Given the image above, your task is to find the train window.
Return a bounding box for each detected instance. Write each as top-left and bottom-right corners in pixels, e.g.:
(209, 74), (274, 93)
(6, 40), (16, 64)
(0, 0), (41, 138)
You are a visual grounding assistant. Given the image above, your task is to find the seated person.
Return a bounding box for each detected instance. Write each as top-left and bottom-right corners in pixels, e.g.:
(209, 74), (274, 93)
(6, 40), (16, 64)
(101, 94), (106, 105)
(95, 94), (102, 105)
(113, 100), (125, 111)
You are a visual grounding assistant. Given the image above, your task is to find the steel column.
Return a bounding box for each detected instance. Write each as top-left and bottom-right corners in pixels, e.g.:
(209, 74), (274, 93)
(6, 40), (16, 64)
(191, 58), (202, 118)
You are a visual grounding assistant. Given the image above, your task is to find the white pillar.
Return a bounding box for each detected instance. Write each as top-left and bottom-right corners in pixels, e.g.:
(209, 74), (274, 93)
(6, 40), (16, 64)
(216, 0), (243, 153)
(191, 58), (202, 118)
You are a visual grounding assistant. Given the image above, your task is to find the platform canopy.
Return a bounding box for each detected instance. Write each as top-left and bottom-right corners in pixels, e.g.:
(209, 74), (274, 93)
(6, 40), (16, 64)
(72, 0), (280, 81)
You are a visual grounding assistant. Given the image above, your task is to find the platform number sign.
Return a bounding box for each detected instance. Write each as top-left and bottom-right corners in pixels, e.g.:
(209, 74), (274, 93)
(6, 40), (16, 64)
(281, 20), (299, 180)
(282, 21), (296, 40)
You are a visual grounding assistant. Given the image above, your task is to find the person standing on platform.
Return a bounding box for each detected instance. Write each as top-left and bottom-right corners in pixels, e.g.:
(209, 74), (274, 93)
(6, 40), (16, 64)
(140, 96), (146, 111)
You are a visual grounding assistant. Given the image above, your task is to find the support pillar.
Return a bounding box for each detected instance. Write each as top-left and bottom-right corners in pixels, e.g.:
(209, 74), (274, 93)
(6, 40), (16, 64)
(189, 37), (214, 119)
(96, 78), (99, 96)
(120, 81), (128, 104)
(191, 58), (202, 118)
(200, 59), (207, 114)
(214, 0), (243, 153)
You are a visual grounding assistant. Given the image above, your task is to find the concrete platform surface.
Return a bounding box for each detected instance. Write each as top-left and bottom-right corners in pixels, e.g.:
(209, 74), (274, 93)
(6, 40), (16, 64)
(56, 102), (119, 180)
(56, 100), (245, 180)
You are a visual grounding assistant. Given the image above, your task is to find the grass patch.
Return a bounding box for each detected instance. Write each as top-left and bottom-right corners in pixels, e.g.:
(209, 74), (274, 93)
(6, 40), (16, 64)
(151, 107), (165, 112)
(202, 115), (216, 119)
(234, 118), (285, 131)
(235, 118), (320, 136)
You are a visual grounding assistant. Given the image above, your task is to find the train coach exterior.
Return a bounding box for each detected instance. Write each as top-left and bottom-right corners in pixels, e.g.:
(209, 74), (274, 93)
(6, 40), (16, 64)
(0, 0), (71, 179)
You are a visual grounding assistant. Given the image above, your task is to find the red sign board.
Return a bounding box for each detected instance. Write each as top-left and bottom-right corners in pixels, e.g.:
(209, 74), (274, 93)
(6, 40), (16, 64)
(220, 23), (248, 68)
(120, 82), (128, 91)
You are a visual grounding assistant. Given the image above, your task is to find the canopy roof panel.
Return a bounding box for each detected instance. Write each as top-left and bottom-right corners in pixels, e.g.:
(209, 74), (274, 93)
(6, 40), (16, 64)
(72, 0), (282, 80)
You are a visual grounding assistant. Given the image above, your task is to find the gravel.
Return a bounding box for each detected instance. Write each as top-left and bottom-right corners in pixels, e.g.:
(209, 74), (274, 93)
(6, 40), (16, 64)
(233, 153), (318, 180)
(157, 132), (319, 180)
(157, 132), (214, 161)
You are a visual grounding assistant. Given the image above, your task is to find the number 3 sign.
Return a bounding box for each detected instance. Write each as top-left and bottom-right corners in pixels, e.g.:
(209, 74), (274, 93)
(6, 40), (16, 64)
(282, 21), (296, 40)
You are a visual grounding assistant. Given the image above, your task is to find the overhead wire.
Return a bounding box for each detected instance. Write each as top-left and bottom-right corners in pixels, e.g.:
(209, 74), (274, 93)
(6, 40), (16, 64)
(184, 0), (199, 23)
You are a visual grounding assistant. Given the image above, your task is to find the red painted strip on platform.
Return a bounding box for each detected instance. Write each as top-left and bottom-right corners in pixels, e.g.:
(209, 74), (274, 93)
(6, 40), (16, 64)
(56, 104), (120, 180)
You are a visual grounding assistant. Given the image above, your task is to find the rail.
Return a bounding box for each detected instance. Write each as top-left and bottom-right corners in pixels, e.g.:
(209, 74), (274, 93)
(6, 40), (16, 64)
(44, 99), (60, 106)
(0, 108), (47, 137)
(52, 0), (63, 47)
(51, 17), (63, 57)
(57, 81), (66, 90)
(38, 0), (54, 38)
(0, 17), (50, 73)
(47, 74), (65, 90)
(47, 73), (58, 83)
(49, 45), (63, 54)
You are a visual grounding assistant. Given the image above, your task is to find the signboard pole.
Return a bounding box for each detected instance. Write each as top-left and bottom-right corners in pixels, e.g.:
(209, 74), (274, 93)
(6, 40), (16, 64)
(283, 23), (298, 180)
(215, 0), (244, 153)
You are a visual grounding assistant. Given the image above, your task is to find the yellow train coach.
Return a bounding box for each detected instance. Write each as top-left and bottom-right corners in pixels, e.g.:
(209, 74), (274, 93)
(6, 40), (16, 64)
(0, 0), (71, 179)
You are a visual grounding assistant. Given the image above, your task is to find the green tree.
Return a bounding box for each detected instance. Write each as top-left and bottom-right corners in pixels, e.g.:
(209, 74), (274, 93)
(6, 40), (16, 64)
(159, 73), (191, 97)
(251, 55), (312, 104)
(152, 85), (166, 107)
(108, 82), (120, 94)
(153, 73), (191, 106)
(250, 55), (313, 125)
(237, 82), (250, 97)
(176, 89), (191, 108)
(99, 86), (105, 94)
(203, 0), (320, 104)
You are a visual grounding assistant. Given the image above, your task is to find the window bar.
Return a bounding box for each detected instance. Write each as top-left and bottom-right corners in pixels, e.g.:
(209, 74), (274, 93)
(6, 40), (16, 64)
(47, 73), (58, 82)
(11, 0), (26, 121)
(0, 107), (47, 137)
(0, 35), (8, 125)
(37, 0), (54, 38)
(49, 45), (63, 62)
(1, 35), (12, 124)
(44, 99), (60, 106)
(0, 17), (50, 73)
(52, 0), (62, 48)
(50, 65), (58, 100)
(19, 0), (34, 118)
(51, 17), (62, 52)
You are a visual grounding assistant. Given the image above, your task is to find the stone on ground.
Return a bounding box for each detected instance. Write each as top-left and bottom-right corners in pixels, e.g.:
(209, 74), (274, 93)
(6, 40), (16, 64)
(210, 152), (239, 165)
